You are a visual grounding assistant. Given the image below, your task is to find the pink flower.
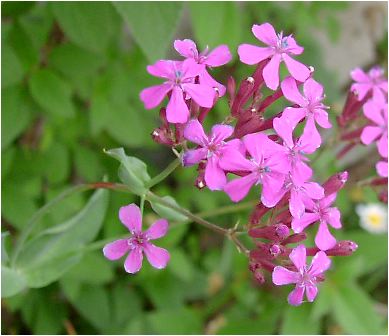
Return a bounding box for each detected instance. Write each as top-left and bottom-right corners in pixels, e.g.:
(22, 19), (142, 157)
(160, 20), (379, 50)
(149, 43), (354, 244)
(273, 116), (319, 185)
(360, 98), (388, 158)
(376, 160), (388, 177)
(174, 39), (231, 96)
(281, 76), (331, 147)
(272, 245), (331, 306)
(292, 193), (342, 251)
(140, 59), (215, 123)
(103, 204), (170, 274)
(265, 174), (324, 218)
(219, 133), (289, 204)
(351, 66), (388, 102)
(238, 22), (310, 90)
(182, 119), (241, 190)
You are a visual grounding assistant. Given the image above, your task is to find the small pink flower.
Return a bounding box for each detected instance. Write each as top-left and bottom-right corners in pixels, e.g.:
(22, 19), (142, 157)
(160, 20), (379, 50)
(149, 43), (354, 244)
(281, 76), (331, 148)
(272, 245), (331, 306)
(174, 39), (232, 96)
(103, 204), (170, 274)
(273, 116), (319, 185)
(360, 98), (388, 158)
(351, 66), (388, 101)
(238, 22), (310, 90)
(140, 59), (215, 123)
(219, 132), (289, 204)
(182, 119), (241, 190)
(292, 193), (342, 251)
(376, 160), (388, 177)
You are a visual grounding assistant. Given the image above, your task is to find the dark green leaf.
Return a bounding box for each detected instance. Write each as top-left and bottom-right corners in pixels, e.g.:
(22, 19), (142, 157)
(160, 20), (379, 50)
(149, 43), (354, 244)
(2, 44), (24, 88)
(114, 2), (183, 62)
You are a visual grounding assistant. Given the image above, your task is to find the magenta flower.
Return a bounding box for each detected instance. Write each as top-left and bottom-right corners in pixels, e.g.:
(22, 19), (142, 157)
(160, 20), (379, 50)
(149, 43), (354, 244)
(273, 116), (319, 185)
(281, 76), (331, 147)
(174, 39), (232, 96)
(265, 174), (324, 218)
(376, 160), (388, 177)
(219, 133), (289, 204)
(182, 119), (241, 190)
(272, 245), (331, 306)
(140, 59), (215, 123)
(103, 204), (170, 274)
(360, 98), (388, 158)
(292, 193), (342, 251)
(351, 66), (388, 101)
(238, 22), (310, 90)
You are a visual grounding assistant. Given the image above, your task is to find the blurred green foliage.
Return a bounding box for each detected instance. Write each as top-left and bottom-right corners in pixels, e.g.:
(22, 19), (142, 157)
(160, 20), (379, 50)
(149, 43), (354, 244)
(2, 1), (387, 335)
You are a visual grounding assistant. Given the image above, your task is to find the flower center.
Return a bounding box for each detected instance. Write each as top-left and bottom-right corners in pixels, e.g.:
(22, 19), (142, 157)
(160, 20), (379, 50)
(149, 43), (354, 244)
(128, 232), (148, 248)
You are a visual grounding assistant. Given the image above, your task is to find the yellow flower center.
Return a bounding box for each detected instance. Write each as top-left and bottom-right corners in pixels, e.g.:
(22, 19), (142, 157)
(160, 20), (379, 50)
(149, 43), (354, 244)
(367, 212), (382, 227)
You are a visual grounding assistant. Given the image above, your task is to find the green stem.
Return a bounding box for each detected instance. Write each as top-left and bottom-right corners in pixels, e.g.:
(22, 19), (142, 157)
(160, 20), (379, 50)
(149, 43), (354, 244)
(11, 182), (130, 266)
(146, 191), (228, 235)
(146, 157), (181, 188)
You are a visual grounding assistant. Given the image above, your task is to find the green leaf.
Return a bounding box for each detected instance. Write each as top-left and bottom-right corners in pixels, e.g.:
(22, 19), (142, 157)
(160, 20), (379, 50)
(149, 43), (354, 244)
(281, 304), (319, 334)
(15, 188), (109, 288)
(168, 248), (195, 282)
(189, 2), (243, 53)
(29, 68), (75, 118)
(51, 2), (118, 53)
(150, 195), (188, 222)
(2, 44), (24, 88)
(42, 142), (70, 184)
(2, 1), (35, 18)
(331, 283), (385, 334)
(1, 86), (32, 149)
(63, 252), (114, 285)
(148, 308), (202, 334)
(1, 266), (27, 298)
(114, 2), (183, 62)
(104, 147), (150, 195)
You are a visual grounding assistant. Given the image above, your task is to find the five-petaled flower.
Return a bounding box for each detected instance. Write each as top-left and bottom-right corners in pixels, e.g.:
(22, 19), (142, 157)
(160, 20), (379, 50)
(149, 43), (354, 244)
(350, 66), (388, 102)
(103, 204), (170, 274)
(140, 59), (215, 123)
(183, 119), (241, 190)
(272, 245), (331, 306)
(238, 22), (310, 90)
(174, 39), (232, 96)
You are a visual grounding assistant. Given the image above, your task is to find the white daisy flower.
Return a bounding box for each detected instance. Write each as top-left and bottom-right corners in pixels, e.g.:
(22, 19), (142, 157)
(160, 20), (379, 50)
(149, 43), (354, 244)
(356, 203), (388, 234)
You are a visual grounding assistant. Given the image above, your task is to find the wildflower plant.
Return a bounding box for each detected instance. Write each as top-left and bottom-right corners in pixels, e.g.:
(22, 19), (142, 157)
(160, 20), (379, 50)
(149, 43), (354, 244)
(4, 20), (387, 316)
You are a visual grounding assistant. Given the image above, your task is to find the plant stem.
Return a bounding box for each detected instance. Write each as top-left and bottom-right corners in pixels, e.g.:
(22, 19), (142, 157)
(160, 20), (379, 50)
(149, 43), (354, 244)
(146, 157), (181, 188)
(11, 182), (130, 266)
(197, 200), (257, 218)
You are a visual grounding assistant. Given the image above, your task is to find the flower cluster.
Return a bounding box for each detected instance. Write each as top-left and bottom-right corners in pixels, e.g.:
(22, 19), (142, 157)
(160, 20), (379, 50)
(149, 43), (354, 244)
(105, 22), (367, 306)
(337, 66), (388, 201)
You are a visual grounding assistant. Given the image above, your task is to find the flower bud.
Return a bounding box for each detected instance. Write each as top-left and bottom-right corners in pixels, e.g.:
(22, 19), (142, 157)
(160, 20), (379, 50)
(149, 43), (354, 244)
(282, 232), (307, 245)
(325, 240), (358, 256)
(322, 171), (348, 196)
(151, 128), (175, 147)
(249, 223), (289, 241)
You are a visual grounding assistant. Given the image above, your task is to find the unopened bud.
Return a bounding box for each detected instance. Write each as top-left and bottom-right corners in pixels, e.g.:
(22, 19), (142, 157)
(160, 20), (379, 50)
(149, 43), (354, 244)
(323, 171), (348, 196)
(282, 232), (307, 245)
(326, 240), (358, 256)
(249, 223), (289, 241)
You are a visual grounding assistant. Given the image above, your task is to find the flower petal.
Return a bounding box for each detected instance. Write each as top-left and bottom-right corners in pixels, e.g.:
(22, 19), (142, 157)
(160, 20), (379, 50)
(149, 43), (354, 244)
(308, 251), (331, 276)
(144, 243), (170, 269)
(147, 60), (174, 79)
(314, 108), (332, 129)
(146, 219), (168, 240)
(290, 188), (305, 219)
(238, 44), (274, 65)
(198, 70), (226, 96)
(263, 54), (282, 90)
(325, 207), (342, 229)
(184, 119), (208, 146)
(174, 39), (198, 59)
(224, 173), (258, 202)
(218, 149), (254, 172)
(183, 83), (215, 108)
(124, 247), (143, 274)
(289, 245), (306, 270)
(305, 285), (318, 302)
(350, 68), (369, 82)
(211, 124), (234, 143)
(205, 45), (232, 67)
(292, 212), (320, 233)
(119, 203), (142, 233)
(360, 126), (382, 145)
(363, 100), (385, 125)
(303, 78), (324, 103)
(288, 285), (305, 306)
(273, 116), (295, 148)
(376, 160), (388, 177)
(315, 221), (337, 251)
(282, 54), (310, 83)
(205, 155), (227, 190)
(303, 182), (324, 200)
(377, 133), (388, 158)
(166, 86), (190, 123)
(140, 84), (172, 109)
(103, 239), (130, 260)
(252, 22), (278, 46)
(281, 76), (306, 106)
(272, 266), (300, 285)
(182, 148), (208, 166)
